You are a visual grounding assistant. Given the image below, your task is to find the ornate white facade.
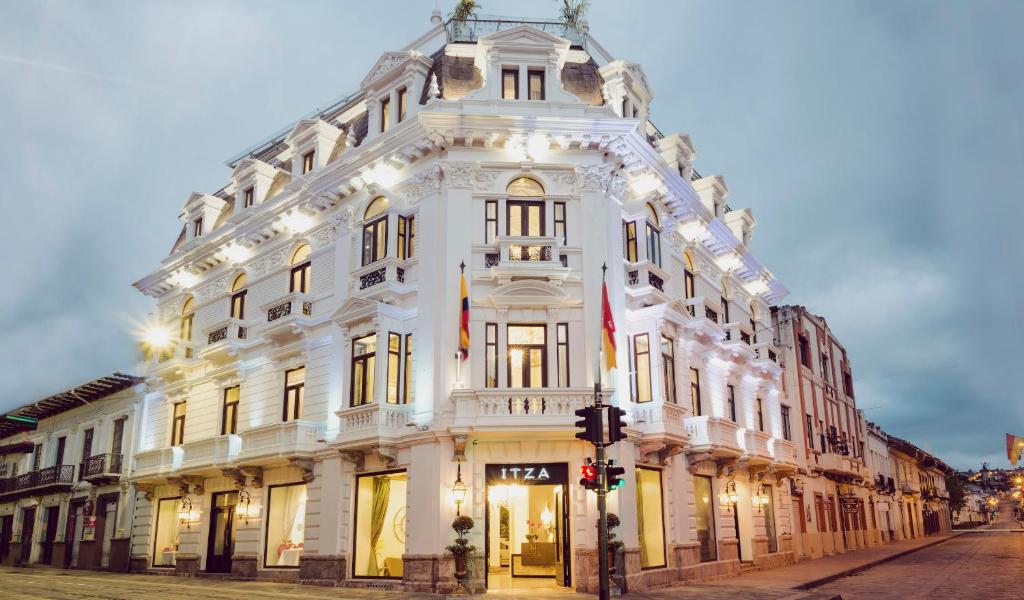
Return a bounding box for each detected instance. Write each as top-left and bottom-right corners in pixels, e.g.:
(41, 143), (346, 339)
(126, 12), (799, 593)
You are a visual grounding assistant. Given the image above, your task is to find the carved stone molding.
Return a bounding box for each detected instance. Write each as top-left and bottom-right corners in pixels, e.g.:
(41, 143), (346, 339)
(339, 450), (365, 472)
(453, 435), (467, 462)
(473, 169), (500, 191)
(182, 476), (206, 496)
(376, 446), (398, 468)
(400, 165), (442, 203)
(441, 161), (475, 189)
(289, 458), (316, 483)
(239, 466), (264, 488)
(575, 164), (613, 192)
(135, 482), (156, 502)
(222, 468), (246, 490)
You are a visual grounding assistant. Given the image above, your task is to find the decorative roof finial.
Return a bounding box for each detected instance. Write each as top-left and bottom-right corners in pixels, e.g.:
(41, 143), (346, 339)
(428, 72), (441, 100)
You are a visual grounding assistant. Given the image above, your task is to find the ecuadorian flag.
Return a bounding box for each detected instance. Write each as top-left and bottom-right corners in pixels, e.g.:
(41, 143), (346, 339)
(458, 271), (470, 360)
(601, 280), (617, 370)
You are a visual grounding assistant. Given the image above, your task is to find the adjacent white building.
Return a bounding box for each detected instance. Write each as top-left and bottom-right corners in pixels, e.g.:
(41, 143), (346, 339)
(126, 11), (798, 593)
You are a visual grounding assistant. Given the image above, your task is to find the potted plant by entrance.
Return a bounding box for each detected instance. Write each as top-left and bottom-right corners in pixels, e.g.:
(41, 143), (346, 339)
(598, 512), (624, 591)
(446, 515), (477, 594)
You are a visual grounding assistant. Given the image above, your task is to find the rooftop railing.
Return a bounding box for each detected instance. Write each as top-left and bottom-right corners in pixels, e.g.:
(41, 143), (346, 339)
(446, 14), (586, 47)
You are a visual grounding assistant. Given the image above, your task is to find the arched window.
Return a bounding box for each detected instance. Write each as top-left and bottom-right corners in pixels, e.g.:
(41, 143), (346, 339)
(290, 244), (312, 293)
(506, 176), (544, 197)
(749, 302), (759, 344)
(683, 250), (696, 311)
(180, 297), (195, 356)
(230, 273), (247, 319)
(362, 197), (388, 266)
(645, 203), (661, 267)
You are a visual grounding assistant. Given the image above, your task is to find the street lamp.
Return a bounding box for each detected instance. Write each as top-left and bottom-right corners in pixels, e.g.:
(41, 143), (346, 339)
(452, 463), (468, 515)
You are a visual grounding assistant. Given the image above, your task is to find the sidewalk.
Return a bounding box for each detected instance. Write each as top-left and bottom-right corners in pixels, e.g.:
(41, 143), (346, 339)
(701, 533), (959, 591)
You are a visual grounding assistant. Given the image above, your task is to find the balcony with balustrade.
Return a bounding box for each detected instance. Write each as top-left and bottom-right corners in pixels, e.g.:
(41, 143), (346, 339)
(722, 323), (756, 359)
(631, 401), (690, 454)
(815, 452), (866, 481)
(335, 403), (414, 449)
(753, 341), (780, 365)
(200, 318), (249, 364)
(79, 453), (124, 485)
(684, 416), (743, 460)
(152, 344), (198, 382)
(683, 296), (726, 339)
(236, 420), (323, 465)
(485, 236), (569, 284)
(179, 434), (242, 475)
(900, 479), (921, 495)
(450, 388), (596, 433)
(624, 260), (670, 308)
(257, 292), (315, 344)
(743, 429), (773, 466)
(133, 446), (184, 480)
(352, 257), (418, 302)
(771, 438), (799, 472)
(0, 465), (76, 501)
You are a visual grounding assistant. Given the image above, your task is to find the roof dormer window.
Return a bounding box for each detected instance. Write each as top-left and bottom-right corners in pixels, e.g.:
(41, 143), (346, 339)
(380, 96), (392, 133)
(243, 186), (254, 209)
(302, 150), (315, 175)
(192, 217), (203, 238)
(528, 70), (545, 100)
(502, 69), (519, 100)
(397, 88), (408, 123)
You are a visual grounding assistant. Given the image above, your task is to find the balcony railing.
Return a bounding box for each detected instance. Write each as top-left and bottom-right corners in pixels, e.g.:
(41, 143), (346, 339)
(237, 420), (323, 463)
(267, 293), (312, 322)
(451, 388), (595, 430)
(0, 465), (76, 499)
(684, 416), (742, 457)
(80, 453), (123, 481)
(445, 14), (586, 47)
(134, 446), (184, 478)
(181, 435), (242, 471)
(206, 319), (247, 345)
(336, 403), (414, 447)
(485, 237), (567, 283)
(351, 258), (417, 299)
(624, 261), (669, 302)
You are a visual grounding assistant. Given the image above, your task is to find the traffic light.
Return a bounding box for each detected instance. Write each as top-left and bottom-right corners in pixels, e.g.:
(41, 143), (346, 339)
(607, 406), (627, 444)
(606, 460), (626, 491)
(2, 415), (38, 431)
(579, 458), (600, 491)
(574, 406), (600, 445)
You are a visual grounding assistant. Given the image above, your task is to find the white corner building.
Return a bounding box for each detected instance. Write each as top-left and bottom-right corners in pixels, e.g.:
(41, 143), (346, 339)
(127, 11), (800, 593)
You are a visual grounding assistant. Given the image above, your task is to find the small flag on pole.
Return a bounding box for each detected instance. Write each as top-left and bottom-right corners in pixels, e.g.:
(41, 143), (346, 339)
(458, 262), (470, 361)
(601, 269), (617, 371)
(1007, 433), (1024, 465)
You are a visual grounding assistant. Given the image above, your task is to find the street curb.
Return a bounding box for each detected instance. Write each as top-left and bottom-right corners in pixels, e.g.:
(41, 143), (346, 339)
(793, 534), (962, 590)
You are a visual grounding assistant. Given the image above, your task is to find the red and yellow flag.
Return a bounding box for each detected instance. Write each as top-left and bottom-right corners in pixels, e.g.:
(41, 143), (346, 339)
(601, 280), (617, 370)
(458, 271), (470, 361)
(1007, 433), (1023, 466)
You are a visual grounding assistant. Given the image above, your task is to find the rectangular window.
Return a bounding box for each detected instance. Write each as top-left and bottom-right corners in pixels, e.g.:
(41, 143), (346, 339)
(557, 323), (569, 387)
(82, 428), (94, 461)
(635, 467), (666, 569)
(721, 297), (731, 324)
(843, 372), (854, 397)
(397, 215), (415, 259)
(32, 444), (42, 470)
(689, 368), (702, 416)
(386, 333), (402, 404)
(781, 405), (792, 441)
(111, 417), (125, 456)
(806, 414), (815, 449)
(694, 475), (717, 562)
(528, 69), (545, 100)
(152, 497), (181, 567)
(243, 186), (254, 208)
(502, 69), (519, 100)
(821, 354), (831, 382)
(684, 268), (695, 300)
(264, 483), (307, 568)
(283, 367), (305, 421)
(507, 325), (546, 388)
(397, 87), (408, 123)
(180, 313), (193, 343)
(171, 403), (186, 446)
(302, 150), (315, 174)
(727, 385), (736, 422)
(54, 437), (65, 466)
(799, 336), (811, 368)
(362, 216), (388, 265)
(192, 217), (203, 238)
(661, 336), (676, 404)
(553, 201), (566, 245)
(403, 333), (414, 404)
(353, 471), (407, 577)
(485, 323), (498, 388)
(351, 334), (377, 406)
(632, 334), (652, 403)
(380, 97), (391, 132)
(623, 221), (638, 262)
(222, 386), (240, 435)
(757, 398), (765, 432)
(621, 97), (628, 117)
(646, 221), (661, 267)
(485, 200), (498, 243)
(506, 200), (544, 237)
(290, 261), (311, 294)
(231, 289), (246, 320)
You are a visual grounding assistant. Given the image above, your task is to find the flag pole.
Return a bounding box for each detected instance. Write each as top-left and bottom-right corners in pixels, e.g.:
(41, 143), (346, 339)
(596, 262), (610, 600)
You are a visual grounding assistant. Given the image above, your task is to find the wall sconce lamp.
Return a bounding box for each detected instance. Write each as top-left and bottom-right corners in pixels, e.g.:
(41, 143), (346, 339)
(452, 463), (468, 515)
(719, 479), (739, 510)
(178, 496), (197, 528)
(236, 489), (259, 524)
(752, 484), (771, 513)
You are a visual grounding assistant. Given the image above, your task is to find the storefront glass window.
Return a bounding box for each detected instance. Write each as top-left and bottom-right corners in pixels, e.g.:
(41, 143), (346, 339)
(354, 471), (408, 578)
(152, 497), (181, 567)
(264, 483), (307, 568)
(694, 476), (717, 562)
(635, 467), (666, 568)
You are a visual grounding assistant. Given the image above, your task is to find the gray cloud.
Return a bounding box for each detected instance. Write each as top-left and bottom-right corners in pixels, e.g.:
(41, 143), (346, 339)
(1, 0), (1020, 469)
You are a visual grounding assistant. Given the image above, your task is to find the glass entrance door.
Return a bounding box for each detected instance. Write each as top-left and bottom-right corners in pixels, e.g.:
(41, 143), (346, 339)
(206, 491), (238, 573)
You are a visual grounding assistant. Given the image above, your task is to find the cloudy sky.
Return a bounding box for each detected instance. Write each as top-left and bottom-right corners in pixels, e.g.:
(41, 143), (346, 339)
(1, 1), (1021, 468)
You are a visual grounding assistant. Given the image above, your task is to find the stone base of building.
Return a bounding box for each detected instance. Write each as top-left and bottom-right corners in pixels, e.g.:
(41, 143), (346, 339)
(129, 555), (149, 573)
(108, 538), (131, 572)
(673, 542), (740, 582)
(174, 553), (200, 577)
(51, 541), (68, 568)
(298, 554), (345, 584)
(230, 554), (258, 579)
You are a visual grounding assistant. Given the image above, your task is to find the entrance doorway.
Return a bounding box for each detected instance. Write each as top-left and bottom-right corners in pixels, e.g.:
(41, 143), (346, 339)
(206, 491), (238, 573)
(485, 463), (570, 591)
(40, 506), (60, 565)
(21, 507), (36, 564)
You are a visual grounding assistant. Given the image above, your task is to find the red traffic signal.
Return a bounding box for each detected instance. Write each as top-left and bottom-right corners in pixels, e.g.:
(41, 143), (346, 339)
(579, 458), (600, 491)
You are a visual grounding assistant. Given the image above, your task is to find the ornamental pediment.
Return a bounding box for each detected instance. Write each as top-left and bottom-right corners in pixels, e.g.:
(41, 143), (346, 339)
(479, 24), (571, 51)
(361, 51), (433, 89)
(484, 280), (578, 309)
